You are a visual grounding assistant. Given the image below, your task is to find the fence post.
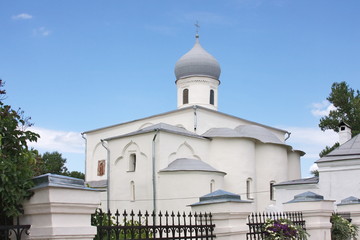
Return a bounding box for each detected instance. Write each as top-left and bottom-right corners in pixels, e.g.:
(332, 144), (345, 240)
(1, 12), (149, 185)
(190, 190), (254, 240)
(336, 196), (360, 237)
(283, 191), (334, 240)
(20, 174), (101, 240)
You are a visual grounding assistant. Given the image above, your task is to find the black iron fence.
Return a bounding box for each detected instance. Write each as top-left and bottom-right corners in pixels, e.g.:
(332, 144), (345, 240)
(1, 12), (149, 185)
(246, 212), (306, 240)
(92, 209), (215, 240)
(0, 217), (30, 240)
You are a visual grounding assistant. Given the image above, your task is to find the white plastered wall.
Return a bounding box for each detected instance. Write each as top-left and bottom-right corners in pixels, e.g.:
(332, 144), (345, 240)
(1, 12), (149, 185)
(104, 130), (214, 213)
(207, 138), (256, 201)
(287, 150), (302, 180)
(318, 159), (360, 204)
(176, 76), (219, 110)
(255, 143), (289, 210)
(274, 184), (320, 211)
(158, 171), (225, 212)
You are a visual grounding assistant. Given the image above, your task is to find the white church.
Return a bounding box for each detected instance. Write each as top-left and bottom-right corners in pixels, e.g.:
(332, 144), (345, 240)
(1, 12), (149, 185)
(83, 34), (305, 213)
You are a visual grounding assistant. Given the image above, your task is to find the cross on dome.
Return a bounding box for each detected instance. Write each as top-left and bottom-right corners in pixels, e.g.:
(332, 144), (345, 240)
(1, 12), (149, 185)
(195, 21), (200, 38)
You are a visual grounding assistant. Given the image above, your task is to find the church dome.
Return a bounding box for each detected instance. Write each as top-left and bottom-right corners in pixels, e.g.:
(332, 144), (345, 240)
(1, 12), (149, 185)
(175, 35), (221, 80)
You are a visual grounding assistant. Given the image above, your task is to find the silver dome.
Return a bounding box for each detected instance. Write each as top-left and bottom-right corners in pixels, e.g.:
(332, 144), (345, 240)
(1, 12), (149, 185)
(175, 36), (221, 80)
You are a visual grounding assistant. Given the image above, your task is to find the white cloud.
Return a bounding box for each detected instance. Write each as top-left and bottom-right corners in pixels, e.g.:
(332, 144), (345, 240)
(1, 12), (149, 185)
(285, 126), (338, 147)
(28, 127), (84, 154)
(278, 126), (338, 177)
(12, 13), (33, 20)
(309, 163), (318, 172)
(311, 100), (336, 117)
(33, 27), (51, 37)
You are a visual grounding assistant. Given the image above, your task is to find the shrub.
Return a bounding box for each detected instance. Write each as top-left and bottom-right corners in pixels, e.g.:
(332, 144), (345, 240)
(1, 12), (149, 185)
(331, 214), (358, 240)
(263, 218), (309, 240)
(92, 209), (151, 240)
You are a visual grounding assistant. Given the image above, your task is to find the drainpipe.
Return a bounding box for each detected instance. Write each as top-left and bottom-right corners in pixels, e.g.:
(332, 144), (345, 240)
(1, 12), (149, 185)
(285, 132), (291, 141)
(152, 129), (159, 214)
(193, 105), (197, 132)
(101, 139), (110, 212)
(81, 133), (87, 182)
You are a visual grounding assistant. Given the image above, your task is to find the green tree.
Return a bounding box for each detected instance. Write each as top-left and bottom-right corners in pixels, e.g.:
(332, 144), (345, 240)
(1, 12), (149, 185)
(319, 142), (340, 158)
(41, 151), (68, 175)
(311, 170), (319, 177)
(33, 151), (85, 180)
(67, 171), (85, 179)
(319, 81), (360, 137)
(0, 80), (39, 224)
(317, 82), (360, 163)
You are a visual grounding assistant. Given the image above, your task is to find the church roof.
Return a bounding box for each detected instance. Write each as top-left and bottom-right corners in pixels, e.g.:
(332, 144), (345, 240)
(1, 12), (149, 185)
(202, 125), (283, 145)
(174, 35), (221, 81)
(274, 176), (319, 186)
(316, 134), (360, 163)
(104, 122), (206, 141)
(84, 106), (289, 136)
(159, 158), (225, 174)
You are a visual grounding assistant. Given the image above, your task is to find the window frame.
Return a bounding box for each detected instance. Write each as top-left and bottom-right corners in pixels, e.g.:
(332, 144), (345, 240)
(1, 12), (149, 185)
(183, 88), (189, 104)
(130, 181), (135, 201)
(246, 178), (254, 200)
(209, 89), (214, 105)
(270, 181), (276, 201)
(128, 153), (137, 172)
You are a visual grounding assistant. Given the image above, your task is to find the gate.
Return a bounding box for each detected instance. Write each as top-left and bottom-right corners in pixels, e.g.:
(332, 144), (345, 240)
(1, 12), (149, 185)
(0, 216), (30, 240)
(246, 212), (306, 240)
(92, 209), (215, 240)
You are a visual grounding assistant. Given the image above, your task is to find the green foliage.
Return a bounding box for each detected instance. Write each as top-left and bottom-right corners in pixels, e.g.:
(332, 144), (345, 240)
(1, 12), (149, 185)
(331, 214), (359, 240)
(319, 142), (340, 158)
(263, 218), (309, 240)
(67, 171), (85, 179)
(33, 151), (85, 180)
(41, 151), (68, 174)
(0, 80), (39, 222)
(92, 209), (151, 240)
(319, 81), (360, 137)
(311, 170), (319, 177)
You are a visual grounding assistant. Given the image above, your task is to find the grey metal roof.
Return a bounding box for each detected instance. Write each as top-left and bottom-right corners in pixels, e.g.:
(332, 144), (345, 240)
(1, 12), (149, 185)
(202, 128), (242, 138)
(202, 125), (283, 145)
(274, 177), (319, 186)
(31, 173), (95, 191)
(316, 134), (360, 163)
(174, 36), (221, 81)
(285, 191), (324, 203)
(338, 196), (360, 205)
(105, 123), (206, 141)
(190, 189), (251, 206)
(83, 105), (289, 136)
(159, 158), (225, 174)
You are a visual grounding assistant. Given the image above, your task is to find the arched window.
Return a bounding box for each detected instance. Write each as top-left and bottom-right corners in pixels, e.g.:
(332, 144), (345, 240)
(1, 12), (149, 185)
(210, 179), (215, 193)
(270, 181), (276, 200)
(183, 89), (189, 104)
(246, 178), (253, 199)
(130, 181), (135, 201)
(209, 89), (214, 105)
(129, 153), (136, 172)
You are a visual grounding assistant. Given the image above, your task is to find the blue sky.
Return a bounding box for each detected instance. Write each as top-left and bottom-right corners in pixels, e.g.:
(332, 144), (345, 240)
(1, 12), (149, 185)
(1, 0), (359, 177)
